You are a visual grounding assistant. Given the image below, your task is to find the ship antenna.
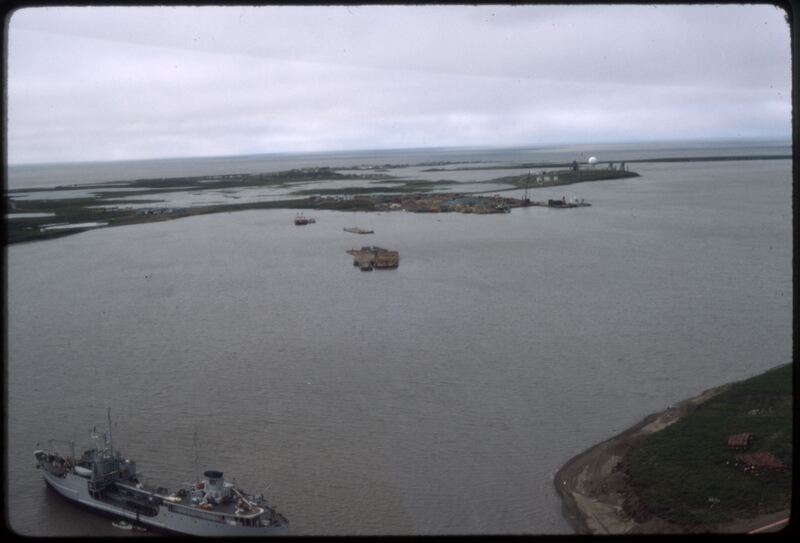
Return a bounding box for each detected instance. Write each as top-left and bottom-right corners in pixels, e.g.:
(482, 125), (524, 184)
(107, 407), (113, 456)
(193, 430), (200, 483)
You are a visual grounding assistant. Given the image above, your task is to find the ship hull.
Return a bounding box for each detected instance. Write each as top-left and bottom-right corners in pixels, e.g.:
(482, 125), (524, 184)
(40, 470), (288, 536)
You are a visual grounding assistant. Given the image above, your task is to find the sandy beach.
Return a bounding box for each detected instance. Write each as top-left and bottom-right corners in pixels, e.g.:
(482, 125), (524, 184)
(553, 384), (791, 534)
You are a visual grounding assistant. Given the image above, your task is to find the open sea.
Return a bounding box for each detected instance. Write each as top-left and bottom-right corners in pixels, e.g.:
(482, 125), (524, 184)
(5, 140), (792, 535)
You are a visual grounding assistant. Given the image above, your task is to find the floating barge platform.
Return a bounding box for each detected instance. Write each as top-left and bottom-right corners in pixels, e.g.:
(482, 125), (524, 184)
(346, 246), (399, 271)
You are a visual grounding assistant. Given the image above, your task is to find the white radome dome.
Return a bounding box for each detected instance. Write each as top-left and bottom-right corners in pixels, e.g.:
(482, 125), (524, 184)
(588, 156), (598, 164)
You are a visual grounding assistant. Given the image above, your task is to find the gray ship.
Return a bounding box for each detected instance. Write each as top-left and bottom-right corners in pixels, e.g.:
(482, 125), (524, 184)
(34, 411), (288, 536)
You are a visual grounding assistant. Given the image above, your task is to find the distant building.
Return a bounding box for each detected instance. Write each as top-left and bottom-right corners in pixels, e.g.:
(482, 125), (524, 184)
(727, 433), (753, 450)
(734, 452), (791, 474)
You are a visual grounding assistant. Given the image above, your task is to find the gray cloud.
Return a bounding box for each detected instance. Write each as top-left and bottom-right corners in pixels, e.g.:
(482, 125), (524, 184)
(6, 4), (791, 164)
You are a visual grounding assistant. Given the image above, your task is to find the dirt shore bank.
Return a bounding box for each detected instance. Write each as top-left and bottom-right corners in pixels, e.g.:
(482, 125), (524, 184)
(553, 384), (791, 534)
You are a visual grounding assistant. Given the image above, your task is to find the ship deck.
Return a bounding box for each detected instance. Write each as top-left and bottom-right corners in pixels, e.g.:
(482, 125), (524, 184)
(114, 481), (265, 518)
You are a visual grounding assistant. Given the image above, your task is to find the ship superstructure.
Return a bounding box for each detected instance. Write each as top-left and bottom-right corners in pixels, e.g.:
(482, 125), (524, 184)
(34, 411), (288, 536)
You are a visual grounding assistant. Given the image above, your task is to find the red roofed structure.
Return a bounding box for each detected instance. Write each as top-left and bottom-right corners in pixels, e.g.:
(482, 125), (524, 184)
(734, 452), (791, 474)
(727, 432), (753, 450)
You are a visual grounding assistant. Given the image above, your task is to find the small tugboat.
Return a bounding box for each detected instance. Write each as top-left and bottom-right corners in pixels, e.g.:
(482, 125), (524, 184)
(294, 213), (315, 225)
(34, 410), (288, 536)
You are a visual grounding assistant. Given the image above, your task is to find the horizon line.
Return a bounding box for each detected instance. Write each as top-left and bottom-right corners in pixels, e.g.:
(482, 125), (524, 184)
(7, 135), (792, 169)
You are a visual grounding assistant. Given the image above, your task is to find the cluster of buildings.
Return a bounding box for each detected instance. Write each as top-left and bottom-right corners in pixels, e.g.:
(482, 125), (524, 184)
(726, 432), (791, 475)
(398, 194), (516, 214)
(311, 192), (520, 214)
(311, 191), (596, 214)
(135, 207), (187, 216)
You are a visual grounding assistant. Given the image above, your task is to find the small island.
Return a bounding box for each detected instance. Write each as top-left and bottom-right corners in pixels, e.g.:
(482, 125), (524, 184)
(6, 152), (790, 245)
(5, 161), (639, 245)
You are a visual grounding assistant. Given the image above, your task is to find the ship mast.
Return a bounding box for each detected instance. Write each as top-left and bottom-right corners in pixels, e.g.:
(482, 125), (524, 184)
(193, 430), (200, 483)
(107, 408), (113, 457)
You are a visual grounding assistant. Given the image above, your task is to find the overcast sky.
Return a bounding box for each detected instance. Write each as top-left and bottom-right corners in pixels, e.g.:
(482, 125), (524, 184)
(6, 4), (791, 165)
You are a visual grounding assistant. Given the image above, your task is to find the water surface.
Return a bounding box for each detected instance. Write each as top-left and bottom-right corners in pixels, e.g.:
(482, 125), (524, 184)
(6, 150), (792, 536)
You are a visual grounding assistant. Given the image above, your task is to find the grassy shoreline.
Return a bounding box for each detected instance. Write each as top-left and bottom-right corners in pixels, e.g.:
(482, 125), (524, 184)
(625, 364), (792, 527)
(554, 363), (792, 534)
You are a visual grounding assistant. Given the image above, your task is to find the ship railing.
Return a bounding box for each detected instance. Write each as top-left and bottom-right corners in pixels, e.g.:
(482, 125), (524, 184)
(167, 503), (239, 525)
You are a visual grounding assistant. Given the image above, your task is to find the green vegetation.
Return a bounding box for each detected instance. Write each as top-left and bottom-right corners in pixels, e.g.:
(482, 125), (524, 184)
(4, 166), (406, 244)
(6, 168), (393, 199)
(625, 363), (793, 527)
(422, 162), (574, 172)
(490, 167), (640, 189)
(370, 179), (457, 187)
(290, 179), (457, 195)
(290, 185), (432, 196)
(4, 162), (643, 245)
(5, 193), (384, 244)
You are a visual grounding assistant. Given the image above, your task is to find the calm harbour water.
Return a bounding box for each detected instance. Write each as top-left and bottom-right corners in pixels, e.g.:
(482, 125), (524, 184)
(5, 144), (792, 535)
